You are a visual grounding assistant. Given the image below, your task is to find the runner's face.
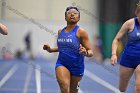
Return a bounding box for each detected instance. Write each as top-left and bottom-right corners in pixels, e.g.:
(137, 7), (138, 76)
(65, 9), (80, 23)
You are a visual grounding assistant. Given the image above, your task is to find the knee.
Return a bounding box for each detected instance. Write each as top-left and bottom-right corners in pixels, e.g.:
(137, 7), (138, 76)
(135, 84), (140, 93)
(119, 89), (125, 92)
(70, 82), (80, 93)
(57, 79), (70, 92)
(119, 87), (126, 92)
(70, 86), (78, 93)
(119, 78), (130, 92)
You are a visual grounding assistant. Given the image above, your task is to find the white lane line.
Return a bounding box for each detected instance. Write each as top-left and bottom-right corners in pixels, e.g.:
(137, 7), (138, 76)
(35, 65), (41, 93)
(0, 64), (18, 88)
(78, 88), (84, 93)
(0, 62), (13, 74)
(85, 69), (121, 93)
(23, 63), (33, 93)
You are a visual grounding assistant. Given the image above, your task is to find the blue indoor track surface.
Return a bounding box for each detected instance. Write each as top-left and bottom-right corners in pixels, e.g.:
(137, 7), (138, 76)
(0, 59), (134, 93)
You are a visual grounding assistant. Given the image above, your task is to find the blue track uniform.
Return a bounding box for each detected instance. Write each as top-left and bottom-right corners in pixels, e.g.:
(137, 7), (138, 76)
(120, 17), (140, 68)
(56, 25), (84, 76)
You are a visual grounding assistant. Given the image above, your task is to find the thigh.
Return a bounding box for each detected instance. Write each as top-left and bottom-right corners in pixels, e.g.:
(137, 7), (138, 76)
(70, 76), (82, 93)
(55, 66), (71, 85)
(119, 65), (134, 89)
(135, 65), (140, 85)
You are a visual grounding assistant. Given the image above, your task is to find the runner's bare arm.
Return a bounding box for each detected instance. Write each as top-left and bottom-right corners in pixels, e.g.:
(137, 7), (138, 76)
(0, 23), (8, 35)
(43, 29), (62, 53)
(78, 28), (93, 57)
(112, 20), (132, 55)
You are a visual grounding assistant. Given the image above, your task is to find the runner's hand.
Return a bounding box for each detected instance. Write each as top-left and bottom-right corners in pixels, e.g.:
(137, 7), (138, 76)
(110, 54), (117, 66)
(79, 44), (87, 56)
(43, 44), (51, 53)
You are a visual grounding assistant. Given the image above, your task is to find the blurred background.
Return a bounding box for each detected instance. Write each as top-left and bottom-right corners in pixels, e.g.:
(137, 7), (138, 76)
(0, 0), (139, 60)
(0, 0), (139, 93)
(0, 0), (98, 60)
